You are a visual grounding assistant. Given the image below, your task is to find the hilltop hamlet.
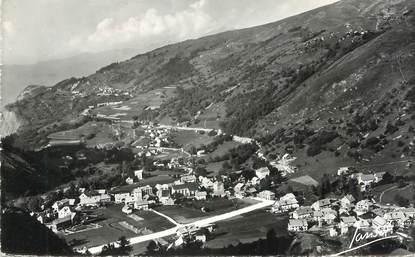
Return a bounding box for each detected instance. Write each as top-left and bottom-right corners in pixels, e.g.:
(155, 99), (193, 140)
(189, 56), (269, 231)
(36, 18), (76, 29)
(1, 0), (415, 256)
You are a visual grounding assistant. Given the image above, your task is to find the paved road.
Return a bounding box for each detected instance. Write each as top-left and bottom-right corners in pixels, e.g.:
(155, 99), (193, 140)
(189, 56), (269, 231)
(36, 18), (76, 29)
(379, 185), (397, 204)
(87, 198), (274, 254)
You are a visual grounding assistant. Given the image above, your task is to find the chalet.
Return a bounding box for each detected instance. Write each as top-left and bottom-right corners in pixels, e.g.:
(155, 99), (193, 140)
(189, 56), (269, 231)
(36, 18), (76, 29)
(199, 177), (214, 188)
(255, 167), (270, 180)
(288, 219), (308, 232)
(180, 174), (197, 183)
(212, 181), (225, 197)
(292, 206), (313, 219)
(140, 185), (153, 196)
(134, 200), (149, 210)
(355, 200), (371, 215)
(114, 192), (132, 203)
(46, 216), (72, 233)
(340, 194), (355, 208)
(311, 198), (332, 211)
(135, 169), (143, 180)
(317, 208), (337, 224)
(272, 193), (299, 213)
(337, 167), (350, 176)
(195, 191), (207, 200)
(171, 183), (198, 197)
(52, 199), (70, 212)
(340, 216), (357, 235)
(372, 216), (394, 236)
(79, 192), (110, 206)
(384, 211), (409, 228)
(57, 206), (73, 219)
(257, 190), (275, 201)
(352, 173), (379, 191)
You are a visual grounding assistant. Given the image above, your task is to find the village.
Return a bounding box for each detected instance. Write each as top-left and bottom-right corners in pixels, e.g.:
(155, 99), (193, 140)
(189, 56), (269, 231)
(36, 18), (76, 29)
(28, 122), (415, 254)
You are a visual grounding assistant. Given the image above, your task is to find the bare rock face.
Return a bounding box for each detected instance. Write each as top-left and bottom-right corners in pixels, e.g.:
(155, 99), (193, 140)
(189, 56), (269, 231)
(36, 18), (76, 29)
(0, 110), (21, 138)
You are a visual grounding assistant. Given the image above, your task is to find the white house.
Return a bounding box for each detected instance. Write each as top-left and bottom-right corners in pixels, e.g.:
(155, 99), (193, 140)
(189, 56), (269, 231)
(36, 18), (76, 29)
(257, 190), (275, 200)
(340, 194), (356, 209)
(52, 199), (70, 212)
(372, 216), (394, 236)
(114, 192), (132, 203)
(212, 181), (225, 197)
(340, 216), (357, 235)
(337, 167), (350, 176)
(355, 200), (371, 215)
(134, 169), (143, 180)
(272, 193), (299, 213)
(126, 177), (134, 185)
(79, 192), (110, 206)
(134, 200), (149, 210)
(311, 199), (332, 211)
(288, 219), (308, 232)
(57, 206), (73, 219)
(180, 174), (197, 183)
(293, 206), (314, 220)
(255, 167), (270, 180)
(195, 191), (207, 200)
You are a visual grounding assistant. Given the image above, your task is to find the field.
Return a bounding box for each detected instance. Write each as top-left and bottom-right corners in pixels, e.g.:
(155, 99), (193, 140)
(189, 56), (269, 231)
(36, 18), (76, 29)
(373, 182), (415, 205)
(91, 88), (176, 121)
(62, 204), (175, 250)
(205, 161), (227, 177)
(205, 209), (289, 248)
(206, 140), (241, 159)
(154, 198), (254, 224)
(171, 130), (215, 151)
(190, 102), (226, 130)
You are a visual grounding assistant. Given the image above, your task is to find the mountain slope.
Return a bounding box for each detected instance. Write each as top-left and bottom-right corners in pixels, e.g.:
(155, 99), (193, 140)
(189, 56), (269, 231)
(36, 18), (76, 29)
(1, 48), (139, 108)
(5, 0), (415, 177)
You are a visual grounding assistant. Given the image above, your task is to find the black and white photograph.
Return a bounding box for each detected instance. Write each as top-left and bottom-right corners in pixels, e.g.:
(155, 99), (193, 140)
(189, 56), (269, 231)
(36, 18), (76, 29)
(1, 0), (415, 255)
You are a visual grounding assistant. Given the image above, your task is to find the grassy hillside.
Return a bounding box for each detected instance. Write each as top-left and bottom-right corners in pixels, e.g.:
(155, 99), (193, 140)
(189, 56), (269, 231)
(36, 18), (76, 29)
(5, 0), (415, 177)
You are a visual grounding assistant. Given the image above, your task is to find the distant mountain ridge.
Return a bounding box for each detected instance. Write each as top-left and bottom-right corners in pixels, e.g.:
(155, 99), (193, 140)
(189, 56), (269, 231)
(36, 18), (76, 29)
(1, 48), (140, 107)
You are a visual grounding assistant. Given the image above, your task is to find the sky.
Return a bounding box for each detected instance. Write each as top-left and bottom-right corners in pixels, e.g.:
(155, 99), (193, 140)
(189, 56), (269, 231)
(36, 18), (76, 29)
(2, 0), (338, 65)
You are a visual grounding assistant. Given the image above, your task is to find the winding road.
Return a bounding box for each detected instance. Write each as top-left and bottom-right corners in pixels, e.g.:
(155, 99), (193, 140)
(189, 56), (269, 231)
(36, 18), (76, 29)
(87, 198), (274, 254)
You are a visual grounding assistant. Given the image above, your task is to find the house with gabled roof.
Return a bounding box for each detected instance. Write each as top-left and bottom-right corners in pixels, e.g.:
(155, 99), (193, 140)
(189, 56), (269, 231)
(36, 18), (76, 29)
(311, 198), (332, 211)
(293, 206), (314, 220)
(171, 183), (198, 197)
(340, 194), (355, 208)
(340, 216), (357, 235)
(372, 216), (393, 236)
(288, 219), (308, 232)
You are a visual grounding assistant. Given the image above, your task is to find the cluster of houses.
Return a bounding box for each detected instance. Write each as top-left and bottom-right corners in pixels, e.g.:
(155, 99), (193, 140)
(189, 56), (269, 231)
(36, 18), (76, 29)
(31, 171), (228, 234)
(233, 167), (272, 198)
(337, 167), (385, 192)
(282, 193), (415, 238)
